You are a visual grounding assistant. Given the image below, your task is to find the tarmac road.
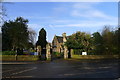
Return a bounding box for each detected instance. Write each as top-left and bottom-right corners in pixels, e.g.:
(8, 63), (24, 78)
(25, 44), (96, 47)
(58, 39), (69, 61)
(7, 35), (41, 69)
(2, 59), (120, 79)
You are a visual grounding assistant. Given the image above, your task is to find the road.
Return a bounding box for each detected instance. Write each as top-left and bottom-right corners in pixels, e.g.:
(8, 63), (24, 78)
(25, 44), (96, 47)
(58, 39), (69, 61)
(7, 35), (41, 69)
(2, 59), (120, 79)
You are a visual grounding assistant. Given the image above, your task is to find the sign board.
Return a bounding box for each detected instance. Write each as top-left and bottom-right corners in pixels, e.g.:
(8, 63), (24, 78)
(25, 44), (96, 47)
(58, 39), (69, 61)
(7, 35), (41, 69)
(82, 52), (87, 55)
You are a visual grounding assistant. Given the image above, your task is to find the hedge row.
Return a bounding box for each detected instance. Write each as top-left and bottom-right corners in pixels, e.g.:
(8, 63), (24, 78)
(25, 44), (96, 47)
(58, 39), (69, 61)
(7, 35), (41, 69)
(0, 51), (16, 55)
(1, 55), (39, 61)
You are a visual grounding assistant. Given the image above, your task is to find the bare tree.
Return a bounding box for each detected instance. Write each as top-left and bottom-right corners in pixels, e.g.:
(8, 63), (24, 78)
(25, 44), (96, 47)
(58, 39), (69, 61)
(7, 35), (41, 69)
(0, 2), (7, 21)
(28, 28), (37, 45)
(0, 2), (14, 27)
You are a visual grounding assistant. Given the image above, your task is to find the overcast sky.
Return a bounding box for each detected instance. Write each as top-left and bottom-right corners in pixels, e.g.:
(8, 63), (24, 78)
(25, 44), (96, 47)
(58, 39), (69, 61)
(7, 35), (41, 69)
(4, 2), (118, 42)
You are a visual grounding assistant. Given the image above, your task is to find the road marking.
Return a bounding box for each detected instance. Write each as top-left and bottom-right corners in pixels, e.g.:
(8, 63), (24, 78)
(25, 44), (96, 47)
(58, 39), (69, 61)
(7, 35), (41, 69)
(3, 76), (33, 78)
(2, 67), (35, 73)
(99, 66), (111, 69)
(1, 63), (29, 64)
(11, 67), (37, 75)
(2, 68), (19, 73)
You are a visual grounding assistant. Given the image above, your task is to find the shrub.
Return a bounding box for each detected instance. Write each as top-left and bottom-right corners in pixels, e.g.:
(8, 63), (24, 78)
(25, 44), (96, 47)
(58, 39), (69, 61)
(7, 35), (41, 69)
(53, 52), (63, 58)
(2, 51), (17, 55)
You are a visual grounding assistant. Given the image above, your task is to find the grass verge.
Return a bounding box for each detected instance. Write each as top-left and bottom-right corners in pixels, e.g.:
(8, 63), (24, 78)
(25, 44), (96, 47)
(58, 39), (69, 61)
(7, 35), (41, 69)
(72, 55), (119, 59)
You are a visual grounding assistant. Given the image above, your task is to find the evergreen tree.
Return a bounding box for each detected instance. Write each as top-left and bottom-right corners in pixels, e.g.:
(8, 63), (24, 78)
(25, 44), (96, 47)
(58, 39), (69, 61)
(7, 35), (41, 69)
(92, 32), (104, 55)
(37, 28), (47, 49)
(36, 28), (47, 60)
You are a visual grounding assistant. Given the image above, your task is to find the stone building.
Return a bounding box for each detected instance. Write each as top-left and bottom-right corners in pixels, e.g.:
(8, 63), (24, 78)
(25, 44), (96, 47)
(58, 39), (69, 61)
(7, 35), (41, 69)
(52, 33), (69, 58)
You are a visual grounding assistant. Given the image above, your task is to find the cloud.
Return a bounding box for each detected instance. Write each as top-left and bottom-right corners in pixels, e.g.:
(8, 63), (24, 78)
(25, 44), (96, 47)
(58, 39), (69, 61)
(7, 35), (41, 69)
(26, 16), (54, 20)
(53, 7), (68, 13)
(51, 19), (72, 23)
(72, 10), (117, 20)
(50, 2), (117, 28)
(8, 15), (54, 21)
(73, 3), (94, 9)
(28, 24), (42, 32)
(52, 20), (117, 28)
(71, 3), (117, 21)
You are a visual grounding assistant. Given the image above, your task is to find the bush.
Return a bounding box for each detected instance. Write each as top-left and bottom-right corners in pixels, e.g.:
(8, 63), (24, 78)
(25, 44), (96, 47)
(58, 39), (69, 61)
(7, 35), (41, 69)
(53, 52), (63, 58)
(53, 52), (59, 55)
(1, 55), (39, 61)
(2, 51), (17, 55)
(73, 49), (85, 55)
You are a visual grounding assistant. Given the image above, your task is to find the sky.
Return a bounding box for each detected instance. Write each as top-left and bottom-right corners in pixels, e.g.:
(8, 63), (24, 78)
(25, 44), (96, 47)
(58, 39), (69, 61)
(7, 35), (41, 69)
(3, 2), (118, 42)
(3, 0), (119, 2)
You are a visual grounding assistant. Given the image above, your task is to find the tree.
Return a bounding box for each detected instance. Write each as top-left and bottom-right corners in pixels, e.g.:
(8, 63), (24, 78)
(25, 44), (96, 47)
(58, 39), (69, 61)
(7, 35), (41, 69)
(28, 28), (37, 45)
(101, 26), (115, 55)
(2, 21), (12, 50)
(114, 27), (120, 54)
(2, 17), (29, 51)
(92, 32), (104, 55)
(0, 2), (6, 26)
(36, 28), (47, 49)
(65, 31), (92, 54)
(36, 28), (47, 60)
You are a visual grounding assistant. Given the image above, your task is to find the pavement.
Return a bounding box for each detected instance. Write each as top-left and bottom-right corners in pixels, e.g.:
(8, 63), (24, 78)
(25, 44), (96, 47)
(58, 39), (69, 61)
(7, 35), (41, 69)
(1, 59), (120, 79)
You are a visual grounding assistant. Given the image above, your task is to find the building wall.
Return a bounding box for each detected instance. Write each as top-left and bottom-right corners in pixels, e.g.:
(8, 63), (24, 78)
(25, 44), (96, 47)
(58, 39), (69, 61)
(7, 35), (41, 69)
(52, 36), (63, 53)
(57, 43), (63, 53)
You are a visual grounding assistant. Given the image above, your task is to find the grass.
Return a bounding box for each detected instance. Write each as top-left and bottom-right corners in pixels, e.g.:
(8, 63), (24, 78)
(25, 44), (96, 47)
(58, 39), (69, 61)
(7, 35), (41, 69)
(72, 55), (119, 59)
(1, 51), (16, 55)
(1, 54), (119, 61)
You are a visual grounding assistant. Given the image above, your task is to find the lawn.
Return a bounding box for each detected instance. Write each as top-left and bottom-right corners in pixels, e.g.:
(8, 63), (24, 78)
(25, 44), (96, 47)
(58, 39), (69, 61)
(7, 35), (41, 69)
(72, 55), (119, 59)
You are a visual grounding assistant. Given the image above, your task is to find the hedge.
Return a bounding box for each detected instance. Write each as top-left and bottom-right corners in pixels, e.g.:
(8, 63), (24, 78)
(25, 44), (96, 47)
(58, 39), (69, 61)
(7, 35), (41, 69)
(1, 51), (16, 55)
(1, 55), (39, 61)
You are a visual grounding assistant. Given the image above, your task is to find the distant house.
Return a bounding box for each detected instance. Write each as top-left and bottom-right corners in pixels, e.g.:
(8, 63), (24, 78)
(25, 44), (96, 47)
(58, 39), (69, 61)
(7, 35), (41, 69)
(52, 33), (69, 53)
